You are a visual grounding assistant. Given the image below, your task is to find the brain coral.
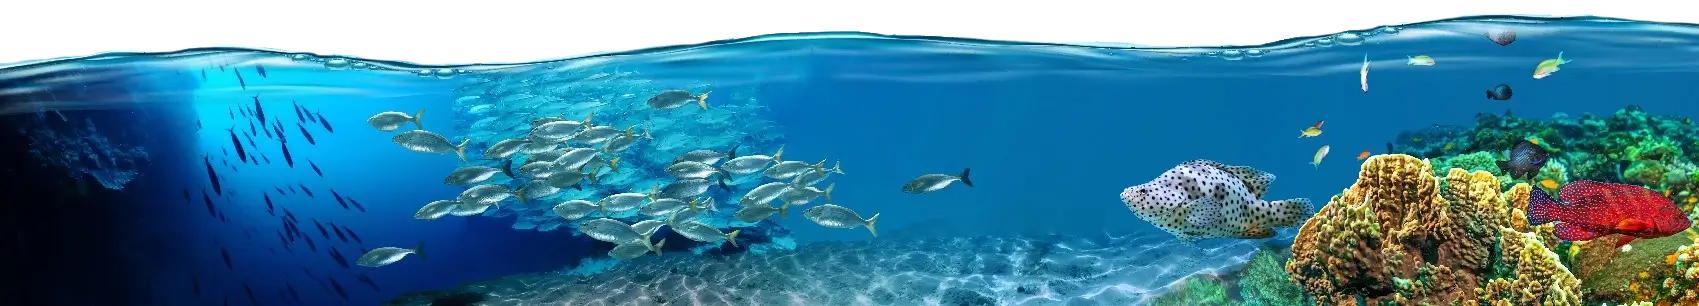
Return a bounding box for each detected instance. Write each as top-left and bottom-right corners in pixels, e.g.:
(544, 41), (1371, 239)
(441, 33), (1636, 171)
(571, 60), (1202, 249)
(1284, 154), (1580, 305)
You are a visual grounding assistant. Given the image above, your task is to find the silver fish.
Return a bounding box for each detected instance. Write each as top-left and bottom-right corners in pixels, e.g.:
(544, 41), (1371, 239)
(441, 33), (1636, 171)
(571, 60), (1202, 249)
(722, 146), (785, 175)
(734, 202), (781, 222)
(641, 198), (692, 216)
(392, 130), (470, 162)
(447, 202), (493, 216)
(514, 180), (560, 205)
(456, 184), (512, 205)
(778, 183), (834, 207)
(763, 159), (822, 180)
(803, 204), (879, 237)
(665, 161), (723, 179)
(482, 138), (531, 159)
(646, 89), (710, 110)
(443, 163), (510, 186)
(414, 200), (459, 220)
(631, 220), (666, 238)
(901, 168), (973, 194)
(366, 109), (424, 132)
(601, 125), (650, 153)
(570, 125), (622, 144)
(672, 147), (736, 165)
(516, 161), (557, 179)
(595, 188), (653, 216)
(552, 148), (600, 170)
(672, 220), (740, 247)
(739, 182), (793, 206)
(355, 243), (424, 267)
(659, 178), (713, 199)
(529, 120), (588, 142)
(608, 237), (665, 260)
(518, 142), (558, 155)
(551, 200), (598, 220)
(580, 218), (644, 245)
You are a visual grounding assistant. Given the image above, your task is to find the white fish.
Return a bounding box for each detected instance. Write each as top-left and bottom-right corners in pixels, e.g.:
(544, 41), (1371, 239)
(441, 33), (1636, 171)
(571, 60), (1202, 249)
(551, 200), (598, 220)
(529, 120), (588, 142)
(442, 162), (512, 186)
(1359, 54), (1370, 93)
(414, 200), (459, 220)
(1119, 159), (1312, 242)
(789, 161), (843, 187)
(595, 187), (654, 216)
(722, 146), (784, 175)
(739, 182), (793, 206)
(551, 148), (600, 171)
(631, 220), (666, 238)
(733, 202), (782, 222)
(803, 204), (879, 237)
(672, 220), (741, 247)
(901, 168), (973, 194)
(367, 109), (425, 132)
(447, 202), (493, 216)
(672, 147), (737, 165)
(778, 183), (834, 207)
(658, 178), (714, 199)
(355, 242), (424, 267)
(570, 125), (622, 144)
(601, 125), (651, 153)
(763, 159), (822, 180)
(641, 198), (692, 216)
(392, 130), (471, 162)
(647, 89), (711, 110)
(608, 237), (666, 260)
(513, 180), (560, 206)
(456, 184), (512, 205)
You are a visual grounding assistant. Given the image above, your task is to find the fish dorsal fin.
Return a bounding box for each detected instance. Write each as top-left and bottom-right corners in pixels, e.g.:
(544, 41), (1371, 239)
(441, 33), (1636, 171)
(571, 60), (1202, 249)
(1219, 165), (1276, 198)
(1179, 159), (1226, 169)
(1185, 197), (1227, 227)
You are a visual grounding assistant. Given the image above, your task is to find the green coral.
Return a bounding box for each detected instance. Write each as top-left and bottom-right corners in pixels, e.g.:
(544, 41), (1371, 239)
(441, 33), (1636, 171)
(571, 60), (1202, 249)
(1624, 160), (1667, 186)
(1239, 250), (1304, 306)
(1150, 275), (1231, 306)
(1431, 151), (1504, 177)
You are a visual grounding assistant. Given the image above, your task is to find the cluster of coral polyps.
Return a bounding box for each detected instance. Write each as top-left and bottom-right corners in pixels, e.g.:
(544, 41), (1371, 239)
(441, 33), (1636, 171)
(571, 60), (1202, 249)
(1284, 154), (1581, 305)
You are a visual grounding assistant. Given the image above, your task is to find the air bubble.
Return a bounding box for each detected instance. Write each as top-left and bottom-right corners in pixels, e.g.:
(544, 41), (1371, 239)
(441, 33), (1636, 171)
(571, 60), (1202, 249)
(324, 58), (351, 70)
(1221, 50), (1244, 61)
(351, 62), (370, 69)
(1315, 39), (1335, 47)
(289, 54), (312, 61)
(1246, 50), (1265, 57)
(416, 69), (433, 76)
(1336, 33), (1364, 46)
(433, 68), (457, 78)
(1380, 27), (1400, 34)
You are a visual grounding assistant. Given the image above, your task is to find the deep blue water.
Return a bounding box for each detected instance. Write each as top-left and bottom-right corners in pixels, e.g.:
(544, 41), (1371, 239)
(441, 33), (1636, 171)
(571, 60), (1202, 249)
(4, 15), (1699, 306)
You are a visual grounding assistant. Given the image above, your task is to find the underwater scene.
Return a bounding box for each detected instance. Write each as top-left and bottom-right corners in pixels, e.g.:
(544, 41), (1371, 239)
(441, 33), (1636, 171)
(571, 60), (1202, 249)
(6, 15), (1699, 306)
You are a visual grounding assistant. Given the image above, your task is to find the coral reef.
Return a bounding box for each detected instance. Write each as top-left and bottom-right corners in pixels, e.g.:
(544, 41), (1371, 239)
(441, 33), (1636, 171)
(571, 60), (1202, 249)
(1283, 154), (1580, 305)
(13, 114), (150, 190)
(1238, 249), (1306, 306)
(384, 233), (1273, 306)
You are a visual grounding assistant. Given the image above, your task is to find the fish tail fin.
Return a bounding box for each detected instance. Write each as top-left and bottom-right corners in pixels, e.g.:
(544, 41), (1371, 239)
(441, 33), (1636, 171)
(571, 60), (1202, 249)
(865, 213), (880, 238)
(412, 108), (426, 129)
(958, 168), (974, 187)
(695, 91), (711, 110)
(1267, 198), (1314, 227)
(413, 241), (426, 261)
(726, 229), (741, 248)
(1557, 51), (1566, 62)
(717, 176), (730, 191)
(1486, 90), (1494, 99)
(1526, 189), (1562, 225)
(652, 238), (666, 255)
(572, 182), (583, 191)
(499, 159), (515, 178)
(728, 145), (739, 159)
(587, 169), (600, 185)
(582, 112), (595, 127)
(822, 183), (836, 203)
(609, 157), (622, 172)
(598, 201), (610, 218)
(514, 187), (529, 206)
(454, 139), (470, 163)
(772, 145), (785, 162)
(831, 161), (844, 174)
(778, 204), (789, 219)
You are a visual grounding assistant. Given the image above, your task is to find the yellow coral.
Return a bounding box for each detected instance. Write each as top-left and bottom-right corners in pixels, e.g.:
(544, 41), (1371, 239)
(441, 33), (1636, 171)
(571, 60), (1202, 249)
(1286, 154), (1581, 305)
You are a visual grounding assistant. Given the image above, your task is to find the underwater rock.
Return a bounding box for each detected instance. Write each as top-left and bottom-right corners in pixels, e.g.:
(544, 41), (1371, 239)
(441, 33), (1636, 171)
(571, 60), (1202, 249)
(1486, 28), (1517, 46)
(1284, 154), (1580, 305)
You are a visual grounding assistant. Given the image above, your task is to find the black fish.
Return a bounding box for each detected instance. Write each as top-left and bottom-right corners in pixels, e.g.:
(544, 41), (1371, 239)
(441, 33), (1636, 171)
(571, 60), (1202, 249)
(274, 186), (286, 194)
(343, 226), (362, 243)
(273, 122), (289, 144)
(285, 284), (299, 301)
(299, 184), (315, 197)
(196, 119), (202, 130)
(1385, 142), (1395, 154)
(263, 193), (276, 216)
(235, 69), (247, 90)
(200, 69), (207, 81)
(227, 128), (247, 163)
(182, 188), (191, 204)
(262, 122), (273, 139)
(355, 274), (381, 291)
(292, 101), (305, 122)
(306, 109), (320, 124)
(327, 277), (349, 301)
(247, 119), (256, 135)
(280, 141), (295, 167)
(1486, 84), (1513, 100)
(202, 156), (222, 194)
(297, 123), (316, 145)
(242, 132), (257, 149)
(309, 160), (323, 177)
(1496, 139), (1549, 180)
(303, 234), (317, 251)
(316, 112), (333, 132)
(347, 198), (367, 213)
(330, 223), (348, 242)
(331, 190), (349, 210)
(313, 220), (330, 238)
(260, 153), (271, 164)
(327, 247), (350, 269)
(255, 64), (268, 78)
(190, 272), (201, 296)
(227, 108), (234, 119)
(202, 191), (218, 217)
(253, 95), (266, 125)
(219, 247), (233, 270)
(287, 185), (297, 194)
(242, 284), (260, 306)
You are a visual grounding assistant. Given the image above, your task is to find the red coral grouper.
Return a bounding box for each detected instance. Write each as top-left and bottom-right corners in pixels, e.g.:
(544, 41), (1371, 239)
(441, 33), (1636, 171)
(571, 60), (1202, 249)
(1528, 180), (1692, 246)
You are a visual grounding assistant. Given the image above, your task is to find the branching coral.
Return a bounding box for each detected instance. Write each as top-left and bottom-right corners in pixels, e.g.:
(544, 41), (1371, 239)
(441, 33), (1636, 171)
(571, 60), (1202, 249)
(1285, 154), (1581, 305)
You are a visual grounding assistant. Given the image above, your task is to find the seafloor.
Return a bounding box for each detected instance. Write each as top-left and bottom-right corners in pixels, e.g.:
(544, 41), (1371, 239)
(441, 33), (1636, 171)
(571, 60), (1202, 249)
(385, 232), (1271, 306)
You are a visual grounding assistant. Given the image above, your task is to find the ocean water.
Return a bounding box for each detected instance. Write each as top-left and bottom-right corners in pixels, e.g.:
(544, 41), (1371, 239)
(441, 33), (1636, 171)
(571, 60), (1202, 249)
(5, 15), (1699, 306)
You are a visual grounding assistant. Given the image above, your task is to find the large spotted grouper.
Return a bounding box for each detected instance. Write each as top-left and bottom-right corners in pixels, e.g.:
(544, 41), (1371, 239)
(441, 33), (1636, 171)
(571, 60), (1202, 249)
(1119, 160), (1313, 242)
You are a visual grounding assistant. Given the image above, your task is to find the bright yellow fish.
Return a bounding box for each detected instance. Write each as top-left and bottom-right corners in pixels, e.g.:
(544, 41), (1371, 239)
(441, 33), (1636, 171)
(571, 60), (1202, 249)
(1540, 179), (1559, 189)
(1299, 120), (1324, 138)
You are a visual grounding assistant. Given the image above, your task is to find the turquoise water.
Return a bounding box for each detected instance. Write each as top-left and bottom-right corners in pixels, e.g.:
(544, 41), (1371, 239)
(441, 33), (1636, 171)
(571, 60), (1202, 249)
(5, 15), (1699, 306)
